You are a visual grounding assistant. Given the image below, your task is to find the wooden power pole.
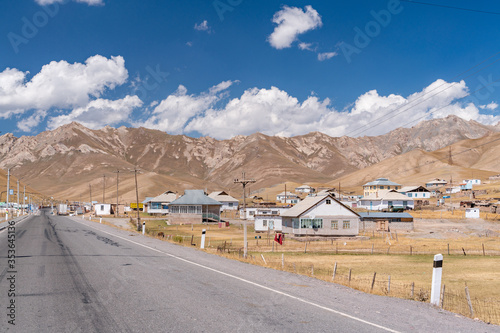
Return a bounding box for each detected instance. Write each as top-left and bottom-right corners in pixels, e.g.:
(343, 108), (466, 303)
(234, 172), (256, 258)
(113, 170), (120, 217)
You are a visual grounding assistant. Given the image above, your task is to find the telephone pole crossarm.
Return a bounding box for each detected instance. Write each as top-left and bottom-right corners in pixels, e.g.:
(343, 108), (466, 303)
(234, 173), (256, 259)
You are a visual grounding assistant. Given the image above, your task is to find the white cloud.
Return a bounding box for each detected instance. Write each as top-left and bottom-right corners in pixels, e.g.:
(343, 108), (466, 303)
(179, 79), (500, 139)
(480, 102), (498, 110)
(35, 0), (104, 5)
(0, 55), (128, 119)
(268, 5), (322, 49)
(17, 110), (47, 132)
(137, 81), (235, 134)
(194, 20), (211, 32)
(298, 42), (314, 51)
(47, 95), (142, 130)
(318, 52), (338, 61)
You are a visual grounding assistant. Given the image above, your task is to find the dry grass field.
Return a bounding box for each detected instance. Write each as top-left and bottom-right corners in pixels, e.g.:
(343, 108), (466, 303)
(133, 216), (500, 325)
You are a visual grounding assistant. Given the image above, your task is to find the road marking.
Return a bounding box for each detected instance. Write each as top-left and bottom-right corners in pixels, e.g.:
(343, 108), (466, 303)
(0, 215), (33, 233)
(72, 218), (400, 333)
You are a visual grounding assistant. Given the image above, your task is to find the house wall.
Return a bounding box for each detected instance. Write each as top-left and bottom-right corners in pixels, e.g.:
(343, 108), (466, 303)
(221, 201), (239, 211)
(465, 209), (480, 219)
(254, 215), (282, 232)
(360, 220), (414, 231)
(405, 192), (430, 199)
(358, 200), (414, 211)
(169, 213), (202, 224)
(282, 216), (359, 236)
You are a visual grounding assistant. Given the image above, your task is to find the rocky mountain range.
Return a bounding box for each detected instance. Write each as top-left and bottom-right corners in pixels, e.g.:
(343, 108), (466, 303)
(0, 115), (498, 202)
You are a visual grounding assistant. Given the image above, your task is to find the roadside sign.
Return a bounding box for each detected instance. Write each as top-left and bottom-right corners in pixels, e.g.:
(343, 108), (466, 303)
(443, 196), (451, 199)
(9, 189), (13, 195)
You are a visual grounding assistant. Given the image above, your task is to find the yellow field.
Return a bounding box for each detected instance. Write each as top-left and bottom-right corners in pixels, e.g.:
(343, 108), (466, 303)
(135, 221), (500, 324)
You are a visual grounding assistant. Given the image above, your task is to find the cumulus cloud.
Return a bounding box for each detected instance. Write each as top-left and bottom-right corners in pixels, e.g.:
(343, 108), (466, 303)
(137, 81), (235, 134)
(36, 0), (104, 5)
(268, 5), (322, 49)
(480, 102), (498, 110)
(194, 20), (211, 32)
(0, 55), (128, 119)
(176, 79), (500, 139)
(47, 95), (142, 130)
(318, 52), (338, 61)
(298, 42), (314, 51)
(17, 110), (47, 132)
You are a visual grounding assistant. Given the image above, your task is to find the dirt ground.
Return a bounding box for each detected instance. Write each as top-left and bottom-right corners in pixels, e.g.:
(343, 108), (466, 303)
(410, 218), (500, 239)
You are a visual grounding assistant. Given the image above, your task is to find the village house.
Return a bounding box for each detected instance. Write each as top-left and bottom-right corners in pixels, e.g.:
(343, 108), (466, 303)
(254, 214), (282, 232)
(358, 190), (415, 211)
(168, 190), (222, 224)
(398, 186), (431, 199)
(147, 191), (177, 215)
(425, 179), (448, 188)
(465, 208), (480, 219)
(281, 194), (360, 237)
(276, 191), (300, 204)
(358, 212), (414, 232)
(208, 191), (239, 211)
(295, 185), (315, 194)
(362, 178), (401, 197)
(240, 206), (289, 220)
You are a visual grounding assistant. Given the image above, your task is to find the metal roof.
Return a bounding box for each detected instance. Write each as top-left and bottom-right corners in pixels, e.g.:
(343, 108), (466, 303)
(363, 178), (401, 187)
(208, 191), (239, 203)
(169, 190), (222, 206)
(362, 190), (411, 201)
(281, 194), (359, 218)
(358, 212), (413, 219)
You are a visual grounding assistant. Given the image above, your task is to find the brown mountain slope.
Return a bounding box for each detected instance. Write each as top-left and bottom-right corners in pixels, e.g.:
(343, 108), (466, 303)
(0, 115), (497, 202)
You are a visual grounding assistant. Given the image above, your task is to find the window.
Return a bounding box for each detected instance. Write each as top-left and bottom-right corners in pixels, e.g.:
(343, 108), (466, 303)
(292, 218), (300, 229)
(408, 193), (412, 197)
(249, 211), (255, 216)
(380, 186), (384, 189)
(388, 201), (393, 207)
(272, 211), (278, 215)
(263, 220), (267, 227)
(300, 218), (323, 229)
(403, 201), (408, 207)
(331, 220), (338, 229)
(326, 199), (331, 205)
(343, 220), (350, 229)
(228, 203), (233, 207)
(100, 205), (104, 210)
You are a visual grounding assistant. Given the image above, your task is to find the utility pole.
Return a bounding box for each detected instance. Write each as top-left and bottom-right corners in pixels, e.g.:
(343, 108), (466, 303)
(102, 174), (106, 203)
(6, 168), (10, 214)
(134, 168), (141, 231)
(89, 184), (92, 214)
(234, 172), (256, 258)
(113, 170), (120, 217)
(23, 185), (26, 215)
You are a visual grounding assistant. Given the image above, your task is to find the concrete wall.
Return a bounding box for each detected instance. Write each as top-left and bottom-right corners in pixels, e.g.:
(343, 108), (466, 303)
(254, 216), (282, 232)
(360, 220), (414, 231)
(169, 213), (202, 225)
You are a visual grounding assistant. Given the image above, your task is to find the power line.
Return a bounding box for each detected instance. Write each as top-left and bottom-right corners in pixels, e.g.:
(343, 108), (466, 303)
(347, 53), (500, 137)
(400, 0), (500, 16)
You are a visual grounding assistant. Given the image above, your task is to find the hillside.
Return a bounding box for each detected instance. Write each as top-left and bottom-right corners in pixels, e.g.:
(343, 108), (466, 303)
(0, 115), (497, 202)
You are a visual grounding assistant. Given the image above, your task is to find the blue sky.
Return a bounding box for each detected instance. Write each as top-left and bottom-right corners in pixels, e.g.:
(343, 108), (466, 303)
(1, 0), (500, 139)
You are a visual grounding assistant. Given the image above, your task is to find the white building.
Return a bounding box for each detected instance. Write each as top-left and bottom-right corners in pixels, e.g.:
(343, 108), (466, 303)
(426, 179), (448, 188)
(147, 191), (177, 215)
(465, 208), (480, 219)
(398, 186), (431, 199)
(208, 191), (239, 211)
(94, 203), (112, 216)
(254, 214), (282, 232)
(276, 191), (300, 204)
(295, 185), (315, 194)
(240, 207), (290, 220)
(358, 190), (414, 211)
(281, 194), (359, 237)
(463, 179), (481, 186)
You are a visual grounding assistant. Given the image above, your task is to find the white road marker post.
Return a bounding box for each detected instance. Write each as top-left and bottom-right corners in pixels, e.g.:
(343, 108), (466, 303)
(200, 229), (206, 249)
(142, 221), (146, 235)
(431, 254), (443, 306)
(100, 218), (102, 224)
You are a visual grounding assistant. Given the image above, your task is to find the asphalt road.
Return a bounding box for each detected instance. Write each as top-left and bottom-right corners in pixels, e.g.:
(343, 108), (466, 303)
(0, 210), (498, 332)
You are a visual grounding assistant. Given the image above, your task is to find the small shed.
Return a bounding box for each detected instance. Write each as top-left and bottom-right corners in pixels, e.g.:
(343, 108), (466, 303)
(254, 214), (282, 232)
(465, 208), (480, 219)
(358, 212), (414, 231)
(94, 203), (113, 216)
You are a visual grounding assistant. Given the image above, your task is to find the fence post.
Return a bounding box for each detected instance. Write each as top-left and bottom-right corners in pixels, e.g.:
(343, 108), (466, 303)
(304, 242), (307, 253)
(332, 262), (337, 281)
(348, 268), (352, 285)
(311, 265), (314, 276)
(430, 254), (443, 306)
(336, 242), (338, 254)
(447, 243), (450, 256)
(410, 245), (412, 255)
(465, 285), (474, 318)
(388, 275), (391, 294)
(441, 284), (445, 308)
(411, 282), (414, 298)
(261, 254), (267, 265)
(371, 243), (374, 255)
(282, 253), (284, 269)
(387, 246), (390, 255)
(371, 272), (376, 291)
(482, 243), (485, 256)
